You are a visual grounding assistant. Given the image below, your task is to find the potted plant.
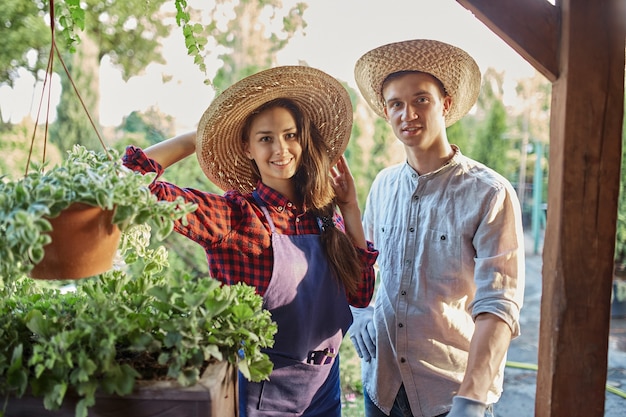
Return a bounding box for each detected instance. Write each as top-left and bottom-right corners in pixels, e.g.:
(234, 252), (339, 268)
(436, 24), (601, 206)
(0, 146), (277, 417)
(0, 145), (196, 280)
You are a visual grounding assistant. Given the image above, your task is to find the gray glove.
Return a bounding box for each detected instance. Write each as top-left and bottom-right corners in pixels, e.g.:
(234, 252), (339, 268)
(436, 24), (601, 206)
(348, 306), (376, 362)
(446, 396), (487, 417)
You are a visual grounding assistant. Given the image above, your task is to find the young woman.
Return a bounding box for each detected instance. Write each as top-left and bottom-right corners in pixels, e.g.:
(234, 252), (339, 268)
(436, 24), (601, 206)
(122, 66), (378, 417)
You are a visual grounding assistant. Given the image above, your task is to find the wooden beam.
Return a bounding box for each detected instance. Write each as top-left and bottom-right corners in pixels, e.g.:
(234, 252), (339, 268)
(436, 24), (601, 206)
(456, 0), (560, 81)
(536, 0), (624, 415)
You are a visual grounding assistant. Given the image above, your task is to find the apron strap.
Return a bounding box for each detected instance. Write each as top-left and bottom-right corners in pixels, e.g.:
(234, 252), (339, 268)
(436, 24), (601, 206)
(252, 190), (276, 233)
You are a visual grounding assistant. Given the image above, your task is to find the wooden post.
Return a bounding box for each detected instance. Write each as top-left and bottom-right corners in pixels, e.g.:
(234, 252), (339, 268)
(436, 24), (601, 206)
(537, 1), (624, 414)
(456, 0), (625, 415)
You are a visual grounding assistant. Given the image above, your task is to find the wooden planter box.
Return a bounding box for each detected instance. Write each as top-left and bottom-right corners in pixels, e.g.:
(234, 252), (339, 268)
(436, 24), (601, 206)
(4, 361), (237, 417)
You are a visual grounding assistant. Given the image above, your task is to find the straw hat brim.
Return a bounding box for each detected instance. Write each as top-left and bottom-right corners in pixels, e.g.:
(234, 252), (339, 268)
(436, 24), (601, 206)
(196, 66), (353, 194)
(354, 39), (481, 127)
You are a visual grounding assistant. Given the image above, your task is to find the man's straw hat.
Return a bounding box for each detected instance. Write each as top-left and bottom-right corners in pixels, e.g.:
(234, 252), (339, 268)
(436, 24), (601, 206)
(196, 66), (353, 194)
(354, 39), (481, 127)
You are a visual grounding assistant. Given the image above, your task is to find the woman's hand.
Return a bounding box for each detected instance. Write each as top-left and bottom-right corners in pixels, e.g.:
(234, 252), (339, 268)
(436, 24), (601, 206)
(331, 155), (366, 249)
(330, 155), (358, 210)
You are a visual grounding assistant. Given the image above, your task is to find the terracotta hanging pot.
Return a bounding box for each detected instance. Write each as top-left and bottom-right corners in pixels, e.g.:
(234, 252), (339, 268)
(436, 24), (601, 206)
(30, 203), (121, 280)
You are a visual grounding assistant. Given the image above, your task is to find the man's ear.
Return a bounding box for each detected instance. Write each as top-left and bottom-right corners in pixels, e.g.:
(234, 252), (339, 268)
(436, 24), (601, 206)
(443, 96), (453, 116)
(383, 106), (390, 122)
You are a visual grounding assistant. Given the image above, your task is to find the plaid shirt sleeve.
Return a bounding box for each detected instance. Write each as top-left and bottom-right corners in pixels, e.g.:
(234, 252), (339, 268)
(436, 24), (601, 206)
(122, 146), (239, 242)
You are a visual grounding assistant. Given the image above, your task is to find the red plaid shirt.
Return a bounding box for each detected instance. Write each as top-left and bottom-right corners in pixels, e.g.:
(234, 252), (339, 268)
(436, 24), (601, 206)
(123, 146), (377, 307)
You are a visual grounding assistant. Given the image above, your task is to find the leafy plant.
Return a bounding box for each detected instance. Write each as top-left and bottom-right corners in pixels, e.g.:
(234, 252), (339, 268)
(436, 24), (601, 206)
(0, 223), (276, 417)
(0, 145), (195, 280)
(174, 0), (209, 84)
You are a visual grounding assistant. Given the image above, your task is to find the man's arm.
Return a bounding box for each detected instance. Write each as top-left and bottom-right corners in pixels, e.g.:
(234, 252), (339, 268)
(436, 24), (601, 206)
(447, 313), (512, 417)
(459, 312), (512, 401)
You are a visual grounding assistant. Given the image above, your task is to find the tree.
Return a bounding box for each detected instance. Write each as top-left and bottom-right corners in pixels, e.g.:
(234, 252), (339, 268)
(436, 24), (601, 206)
(1, 0), (172, 149)
(447, 116), (474, 156)
(0, 0), (50, 126)
(348, 107), (396, 210)
(0, 1), (49, 88)
(118, 108), (176, 146)
(192, 0), (307, 92)
(471, 68), (512, 177)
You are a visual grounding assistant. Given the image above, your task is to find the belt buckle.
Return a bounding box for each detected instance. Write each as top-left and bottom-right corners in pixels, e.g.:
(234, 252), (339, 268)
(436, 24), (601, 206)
(307, 348), (336, 365)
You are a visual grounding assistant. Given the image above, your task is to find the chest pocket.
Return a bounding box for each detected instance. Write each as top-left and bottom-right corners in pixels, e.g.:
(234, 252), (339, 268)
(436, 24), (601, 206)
(375, 224), (404, 275)
(423, 228), (461, 281)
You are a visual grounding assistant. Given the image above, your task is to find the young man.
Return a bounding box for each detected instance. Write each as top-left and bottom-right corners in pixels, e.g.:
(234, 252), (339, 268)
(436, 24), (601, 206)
(349, 39), (525, 417)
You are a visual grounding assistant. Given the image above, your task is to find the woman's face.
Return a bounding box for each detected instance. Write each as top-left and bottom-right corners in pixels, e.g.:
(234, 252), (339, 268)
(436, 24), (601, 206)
(244, 106), (303, 192)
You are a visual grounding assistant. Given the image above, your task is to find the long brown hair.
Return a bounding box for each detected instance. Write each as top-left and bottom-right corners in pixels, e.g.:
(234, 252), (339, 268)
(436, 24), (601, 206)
(241, 98), (362, 296)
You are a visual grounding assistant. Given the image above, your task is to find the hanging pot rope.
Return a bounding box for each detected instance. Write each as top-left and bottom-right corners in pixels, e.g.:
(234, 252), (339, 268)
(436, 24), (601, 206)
(26, 0), (112, 177)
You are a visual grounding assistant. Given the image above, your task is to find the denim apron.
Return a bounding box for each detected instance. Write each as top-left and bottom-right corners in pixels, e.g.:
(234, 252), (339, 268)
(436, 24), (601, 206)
(239, 193), (353, 416)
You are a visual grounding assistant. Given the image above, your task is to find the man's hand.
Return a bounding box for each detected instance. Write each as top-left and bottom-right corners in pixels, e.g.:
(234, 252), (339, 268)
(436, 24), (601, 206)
(446, 396), (487, 417)
(349, 306), (376, 362)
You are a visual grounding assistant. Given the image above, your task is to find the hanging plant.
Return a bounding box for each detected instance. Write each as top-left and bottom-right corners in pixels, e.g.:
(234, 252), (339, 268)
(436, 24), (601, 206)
(0, 145), (196, 281)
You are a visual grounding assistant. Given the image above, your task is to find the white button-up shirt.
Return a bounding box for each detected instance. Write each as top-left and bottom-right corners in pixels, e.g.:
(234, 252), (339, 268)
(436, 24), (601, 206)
(356, 148), (525, 416)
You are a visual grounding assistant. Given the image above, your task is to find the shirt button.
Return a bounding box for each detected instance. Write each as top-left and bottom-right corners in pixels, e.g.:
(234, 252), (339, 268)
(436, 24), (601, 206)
(440, 235), (446, 240)
(277, 206), (284, 212)
(287, 202), (293, 207)
(401, 290), (406, 295)
(295, 218), (300, 223)
(398, 323), (404, 328)
(409, 227), (414, 232)
(400, 357), (406, 363)
(413, 195), (419, 201)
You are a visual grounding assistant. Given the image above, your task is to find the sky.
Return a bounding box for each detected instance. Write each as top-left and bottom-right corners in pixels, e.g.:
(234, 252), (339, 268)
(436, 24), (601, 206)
(0, 0), (537, 132)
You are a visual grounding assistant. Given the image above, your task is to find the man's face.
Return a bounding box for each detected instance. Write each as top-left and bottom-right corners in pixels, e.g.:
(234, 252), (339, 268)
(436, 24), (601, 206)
(382, 72), (451, 150)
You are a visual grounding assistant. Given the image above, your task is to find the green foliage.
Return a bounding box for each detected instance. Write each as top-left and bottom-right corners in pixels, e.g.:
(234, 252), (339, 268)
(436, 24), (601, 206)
(0, 145), (197, 280)
(347, 114), (394, 211)
(55, 0), (86, 53)
(196, 0), (308, 92)
(174, 0), (209, 83)
(447, 116), (474, 155)
(2, 0), (170, 89)
(0, 0), (50, 88)
(0, 121), (63, 177)
(339, 334), (362, 395)
(0, 223), (276, 417)
(473, 99), (511, 177)
(118, 111), (173, 146)
(72, 0), (169, 82)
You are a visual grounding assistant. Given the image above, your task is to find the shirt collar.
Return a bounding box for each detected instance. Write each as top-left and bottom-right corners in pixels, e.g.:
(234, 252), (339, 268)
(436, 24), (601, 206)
(404, 145), (462, 179)
(253, 181), (299, 213)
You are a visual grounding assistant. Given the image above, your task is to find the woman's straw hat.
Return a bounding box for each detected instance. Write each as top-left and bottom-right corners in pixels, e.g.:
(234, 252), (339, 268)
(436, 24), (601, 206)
(354, 39), (481, 127)
(196, 66), (353, 194)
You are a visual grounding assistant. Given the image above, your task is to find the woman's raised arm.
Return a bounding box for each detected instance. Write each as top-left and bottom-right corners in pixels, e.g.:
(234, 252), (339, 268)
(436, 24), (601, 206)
(144, 131), (197, 169)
